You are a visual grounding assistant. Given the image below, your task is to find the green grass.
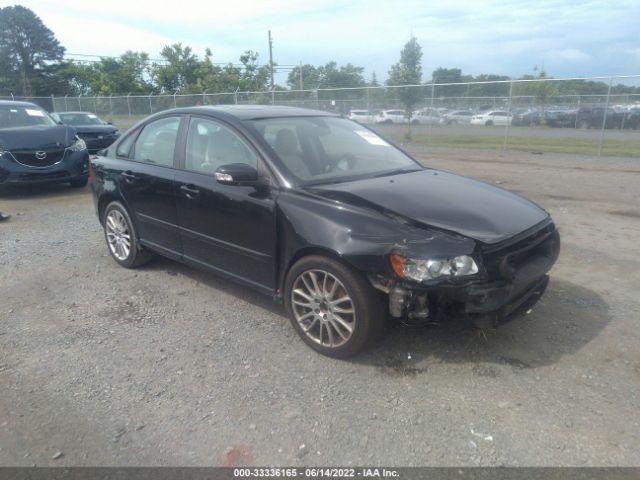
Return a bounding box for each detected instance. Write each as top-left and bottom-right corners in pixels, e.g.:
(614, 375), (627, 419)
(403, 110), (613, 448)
(389, 132), (640, 157)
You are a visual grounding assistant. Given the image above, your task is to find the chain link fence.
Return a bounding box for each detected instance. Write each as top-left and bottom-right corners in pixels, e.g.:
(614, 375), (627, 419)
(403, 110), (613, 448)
(3, 75), (639, 157)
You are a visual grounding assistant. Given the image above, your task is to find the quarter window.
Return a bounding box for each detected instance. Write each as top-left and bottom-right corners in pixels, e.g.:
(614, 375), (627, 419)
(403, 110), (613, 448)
(133, 116), (180, 167)
(185, 117), (258, 174)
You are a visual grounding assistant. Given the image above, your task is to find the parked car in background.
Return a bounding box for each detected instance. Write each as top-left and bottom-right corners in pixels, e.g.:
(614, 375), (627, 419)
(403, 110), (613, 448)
(511, 109), (542, 126)
(347, 109), (375, 124)
(470, 110), (513, 126)
(442, 110), (474, 125)
(411, 108), (440, 125)
(0, 101), (89, 189)
(51, 111), (120, 153)
(544, 109), (577, 128)
(622, 108), (640, 129)
(90, 105), (560, 357)
(575, 107), (624, 129)
(375, 109), (407, 124)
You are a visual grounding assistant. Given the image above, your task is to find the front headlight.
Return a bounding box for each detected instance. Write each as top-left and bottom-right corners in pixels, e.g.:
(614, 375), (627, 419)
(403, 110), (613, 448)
(390, 254), (479, 282)
(67, 136), (87, 152)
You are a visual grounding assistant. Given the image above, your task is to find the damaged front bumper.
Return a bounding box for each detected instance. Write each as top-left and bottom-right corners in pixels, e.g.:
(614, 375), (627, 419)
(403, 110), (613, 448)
(371, 223), (560, 328)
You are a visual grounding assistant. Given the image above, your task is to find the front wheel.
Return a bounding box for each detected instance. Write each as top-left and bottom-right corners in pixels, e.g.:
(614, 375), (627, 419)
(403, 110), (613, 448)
(284, 255), (384, 358)
(485, 120), (494, 126)
(103, 201), (152, 268)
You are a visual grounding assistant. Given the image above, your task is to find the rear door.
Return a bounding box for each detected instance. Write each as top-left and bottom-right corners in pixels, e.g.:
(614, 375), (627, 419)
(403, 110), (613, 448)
(118, 115), (184, 257)
(174, 115), (278, 293)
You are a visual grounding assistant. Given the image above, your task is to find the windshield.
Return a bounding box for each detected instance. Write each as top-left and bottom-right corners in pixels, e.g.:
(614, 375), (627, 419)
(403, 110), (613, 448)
(248, 117), (420, 185)
(59, 113), (108, 126)
(0, 105), (56, 128)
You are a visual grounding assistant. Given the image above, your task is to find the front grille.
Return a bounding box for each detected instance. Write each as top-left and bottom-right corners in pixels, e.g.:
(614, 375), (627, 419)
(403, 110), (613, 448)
(482, 221), (559, 281)
(11, 148), (66, 168)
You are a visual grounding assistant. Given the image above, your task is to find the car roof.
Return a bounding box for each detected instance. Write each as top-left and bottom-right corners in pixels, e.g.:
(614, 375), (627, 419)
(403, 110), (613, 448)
(175, 105), (338, 120)
(0, 100), (41, 108)
(56, 111), (97, 115)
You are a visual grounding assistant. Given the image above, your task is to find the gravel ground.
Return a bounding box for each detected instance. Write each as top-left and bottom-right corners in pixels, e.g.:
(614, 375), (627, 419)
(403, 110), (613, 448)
(0, 147), (639, 467)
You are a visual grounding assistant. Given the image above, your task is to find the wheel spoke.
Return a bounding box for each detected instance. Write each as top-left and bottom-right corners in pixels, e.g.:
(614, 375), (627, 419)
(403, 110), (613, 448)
(332, 314), (354, 333)
(293, 298), (313, 309)
(302, 316), (319, 332)
(325, 320), (335, 346)
(328, 318), (349, 340)
(293, 288), (314, 303)
(330, 295), (351, 306)
(308, 271), (322, 296)
(333, 306), (354, 314)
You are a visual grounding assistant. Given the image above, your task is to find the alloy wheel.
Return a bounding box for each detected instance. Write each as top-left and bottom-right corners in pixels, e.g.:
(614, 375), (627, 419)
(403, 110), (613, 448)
(105, 209), (131, 261)
(291, 269), (356, 348)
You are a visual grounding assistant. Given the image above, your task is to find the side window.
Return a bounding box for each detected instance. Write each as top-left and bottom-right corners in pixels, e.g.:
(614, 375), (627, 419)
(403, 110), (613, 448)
(133, 116), (180, 167)
(116, 130), (138, 158)
(185, 117), (258, 174)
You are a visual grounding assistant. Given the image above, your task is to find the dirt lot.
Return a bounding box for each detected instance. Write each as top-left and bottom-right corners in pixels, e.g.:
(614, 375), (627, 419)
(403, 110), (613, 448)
(0, 147), (639, 467)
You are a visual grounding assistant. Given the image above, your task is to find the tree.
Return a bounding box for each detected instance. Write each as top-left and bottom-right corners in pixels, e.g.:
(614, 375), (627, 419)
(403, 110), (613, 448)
(0, 5), (65, 95)
(152, 43), (200, 93)
(387, 36), (423, 136)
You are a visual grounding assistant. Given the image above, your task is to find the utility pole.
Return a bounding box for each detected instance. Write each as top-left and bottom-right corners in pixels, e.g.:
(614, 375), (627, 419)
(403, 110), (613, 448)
(268, 30), (275, 105)
(299, 61), (303, 91)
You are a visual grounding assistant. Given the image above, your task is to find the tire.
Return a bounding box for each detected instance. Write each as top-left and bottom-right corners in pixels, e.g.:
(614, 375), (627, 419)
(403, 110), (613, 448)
(284, 255), (384, 358)
(103, 201), (152, 268)
(485, 120), (494, 126)
(384, 119), (392, 124)
(69, 177), (88, 188)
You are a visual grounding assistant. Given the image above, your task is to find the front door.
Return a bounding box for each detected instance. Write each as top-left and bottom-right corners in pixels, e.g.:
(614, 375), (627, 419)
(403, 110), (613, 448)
(174, 115), (277, 293)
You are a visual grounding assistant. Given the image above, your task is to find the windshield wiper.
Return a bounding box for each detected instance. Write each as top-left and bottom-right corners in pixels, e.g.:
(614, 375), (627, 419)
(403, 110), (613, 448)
(372, 167), (422, 178)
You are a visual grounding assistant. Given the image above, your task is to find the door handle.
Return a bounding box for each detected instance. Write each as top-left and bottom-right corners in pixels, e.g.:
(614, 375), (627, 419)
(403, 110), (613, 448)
(121, 171), (136, 183)
(180, 184), (200, 199)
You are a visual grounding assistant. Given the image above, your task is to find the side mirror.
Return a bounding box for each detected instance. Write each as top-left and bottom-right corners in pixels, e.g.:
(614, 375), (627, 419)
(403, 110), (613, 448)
(215, 163), (259, 185)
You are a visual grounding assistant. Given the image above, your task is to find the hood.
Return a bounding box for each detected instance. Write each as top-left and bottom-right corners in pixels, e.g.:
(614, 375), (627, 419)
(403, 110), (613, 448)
(307, 169), (549, 244)
(0, 125), (77, 151)
(73, 125), (118, 135)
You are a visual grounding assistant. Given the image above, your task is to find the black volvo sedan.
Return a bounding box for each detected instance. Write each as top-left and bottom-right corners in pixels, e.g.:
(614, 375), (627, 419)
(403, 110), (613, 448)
(51, 111), (120, 153)
(0, 101), (89, 188)
(90, 105), (560, 357)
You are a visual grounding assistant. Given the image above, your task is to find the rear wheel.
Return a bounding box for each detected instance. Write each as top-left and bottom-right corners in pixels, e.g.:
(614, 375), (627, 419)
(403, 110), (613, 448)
(485, 120), (494, 126)
(103, 201), (152, 268)
(284, 255), (384, 358)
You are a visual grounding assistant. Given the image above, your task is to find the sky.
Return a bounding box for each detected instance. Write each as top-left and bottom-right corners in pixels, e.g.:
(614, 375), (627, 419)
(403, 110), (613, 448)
(11, 0), (640, 84)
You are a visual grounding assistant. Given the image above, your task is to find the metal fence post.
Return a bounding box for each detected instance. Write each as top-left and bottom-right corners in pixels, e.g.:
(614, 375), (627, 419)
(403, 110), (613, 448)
(503, 79), (514, 151)
(428, 82), (435, 145)
(148, 93), (153, 114)
(127, 93), (131, 118)
(50, 94), (55, 112)
(202, 90), (207, 105)
(109, 95), (113, 118)
(598, 77), (613, 156)
(235, 87), (240, 105)
(64, 94), (68, 111)
(78, 95), (82, 111)
(93, 96), (98, 114)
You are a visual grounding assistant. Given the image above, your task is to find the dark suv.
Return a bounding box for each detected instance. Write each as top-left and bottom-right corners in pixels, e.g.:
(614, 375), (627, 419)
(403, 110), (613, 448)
(0, 101), (89, 188)
(90, 105), (560, 357)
